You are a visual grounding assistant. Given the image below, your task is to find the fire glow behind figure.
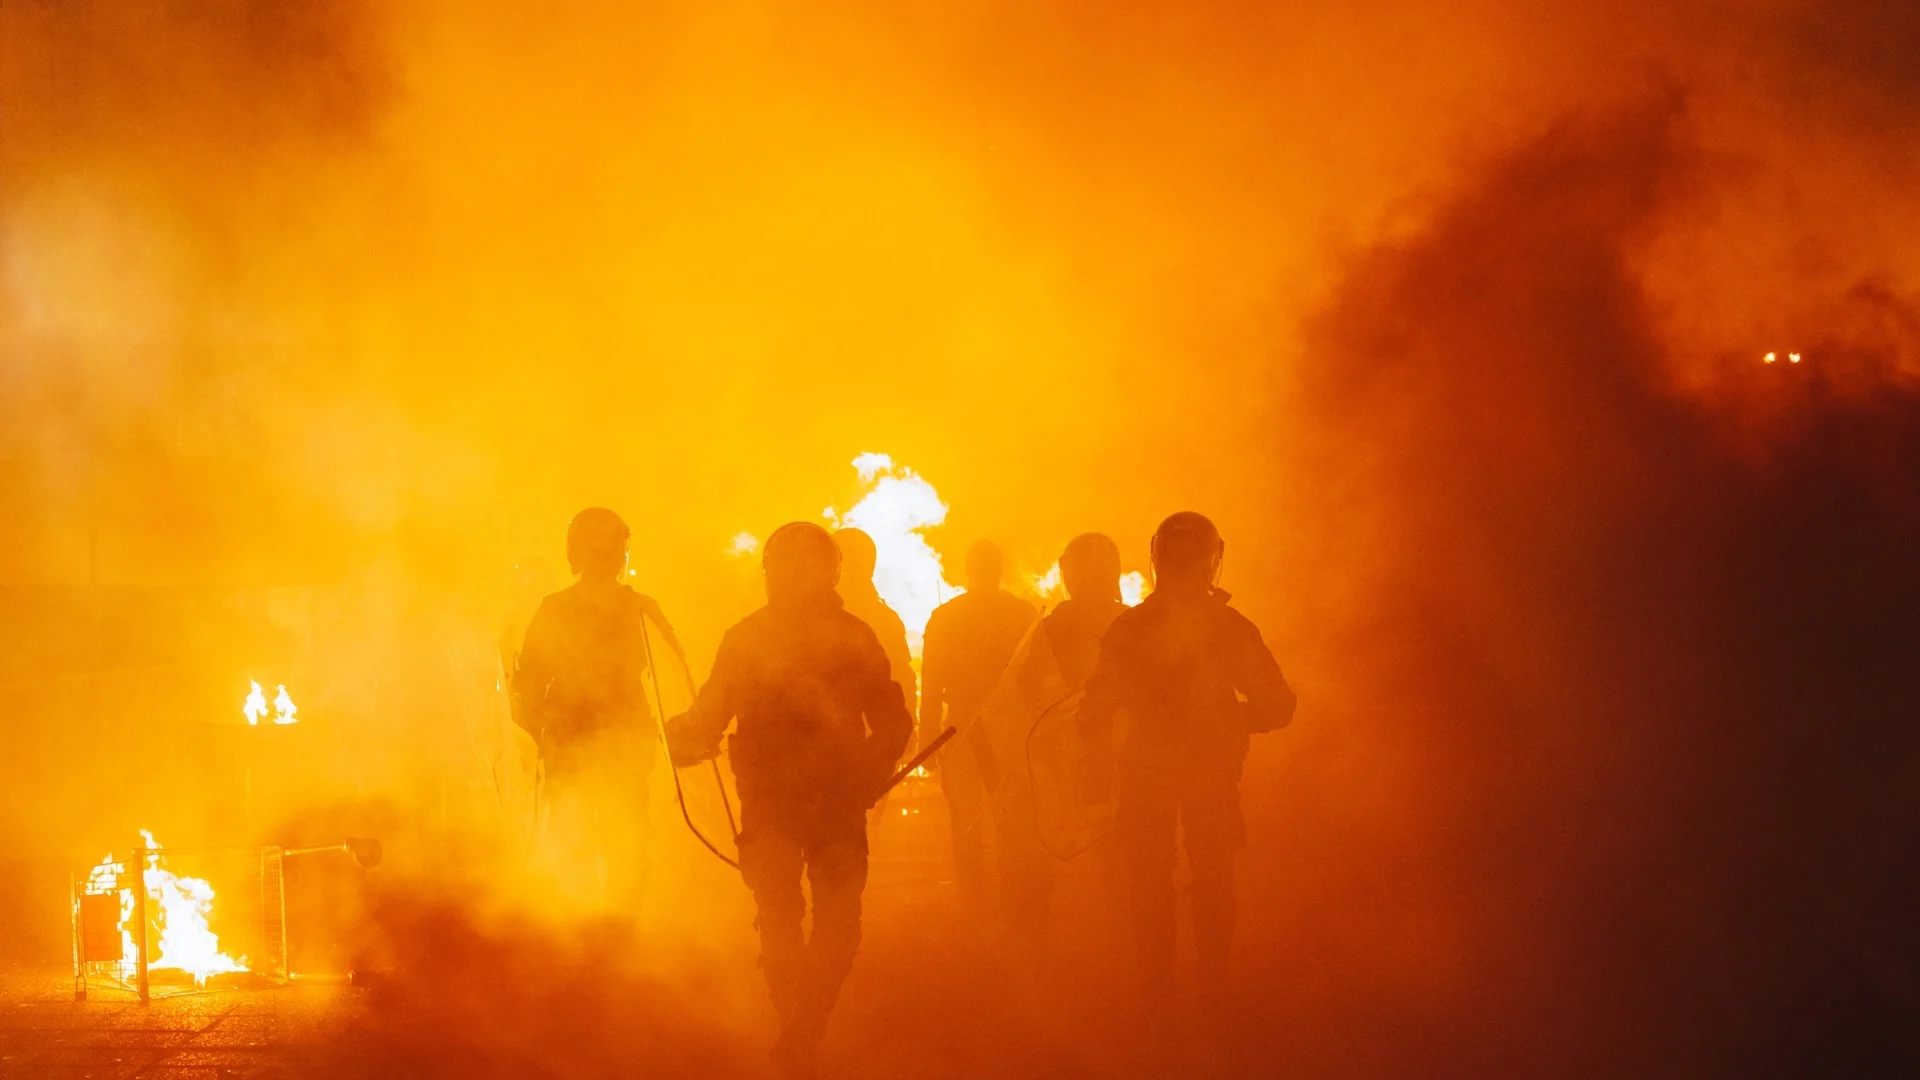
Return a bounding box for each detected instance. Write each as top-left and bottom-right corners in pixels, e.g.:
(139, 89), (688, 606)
(1029, 562), (1148, 607)
(824, 453), (961, 659)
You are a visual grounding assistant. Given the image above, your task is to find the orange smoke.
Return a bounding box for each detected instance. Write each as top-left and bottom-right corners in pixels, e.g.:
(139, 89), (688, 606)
(3, 0), (1919, 1075)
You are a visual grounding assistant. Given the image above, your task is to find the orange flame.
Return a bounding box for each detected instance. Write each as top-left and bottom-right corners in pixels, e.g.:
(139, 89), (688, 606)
(86, 831), (247, 985)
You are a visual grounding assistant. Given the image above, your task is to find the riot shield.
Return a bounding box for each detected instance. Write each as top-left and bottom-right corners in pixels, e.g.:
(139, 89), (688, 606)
(970, 619), (1122, 861)
(640, 609), (741, 869)
(1025, 691), (1122, 860)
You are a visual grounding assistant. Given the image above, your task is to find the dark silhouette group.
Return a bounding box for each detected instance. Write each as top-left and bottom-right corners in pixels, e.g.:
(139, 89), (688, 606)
(511, 507), (1295, 1077)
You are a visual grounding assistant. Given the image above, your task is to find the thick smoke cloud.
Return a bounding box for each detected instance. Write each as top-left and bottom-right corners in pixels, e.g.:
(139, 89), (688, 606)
(1254, 96), (1920, 1078)
(4, 0), (1920, 1075)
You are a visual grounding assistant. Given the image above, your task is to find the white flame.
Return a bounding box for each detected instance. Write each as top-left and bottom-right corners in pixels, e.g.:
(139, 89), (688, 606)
(242, 681), (267, 726)
(271, 685), (297, 725)
(824, 453), (960, 656)
(86, 832), (247, 986)
(728, 531), (760, 557)
(244, 681), (297, 725)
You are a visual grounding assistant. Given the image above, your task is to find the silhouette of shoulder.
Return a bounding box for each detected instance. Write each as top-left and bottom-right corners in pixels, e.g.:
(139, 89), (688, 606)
(930, 589), (1035, 620)
(722, 603), (888, 660)
(1099, 590), (1263, 647)
(538, 580), (649, 618)
(1100, 599), (1150, 640)
(868, 600), (909, 638)
(829, 605), (889, 660)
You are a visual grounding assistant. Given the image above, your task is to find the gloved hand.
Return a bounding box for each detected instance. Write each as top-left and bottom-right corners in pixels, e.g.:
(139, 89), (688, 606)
(664, 711), (722, 768)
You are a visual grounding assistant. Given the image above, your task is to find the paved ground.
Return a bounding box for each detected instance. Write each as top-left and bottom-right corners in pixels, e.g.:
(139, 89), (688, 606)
(0, 778), (998, 1079)
(0, 970), (376, 1079)
(0, 778), (1182, 1079)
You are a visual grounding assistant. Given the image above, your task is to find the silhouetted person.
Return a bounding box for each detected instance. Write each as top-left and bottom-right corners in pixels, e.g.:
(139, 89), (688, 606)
(922, 540), (1036, 913)
(996, 532), (1129, 948)
(1081, 512), (1294, 1019)
(512, 508), (684, 910)
(1035, 533), (1128, 692)
(834, 528), (916, 711)
(666, 522), (911, 1079)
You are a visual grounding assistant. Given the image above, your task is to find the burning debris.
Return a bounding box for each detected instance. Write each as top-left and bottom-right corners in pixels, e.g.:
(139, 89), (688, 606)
(81, 832), (248, 988)
(242, 680), (299, 725)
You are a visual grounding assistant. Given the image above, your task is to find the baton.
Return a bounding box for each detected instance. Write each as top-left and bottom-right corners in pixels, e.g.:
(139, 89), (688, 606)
(882, 726), (957, 794)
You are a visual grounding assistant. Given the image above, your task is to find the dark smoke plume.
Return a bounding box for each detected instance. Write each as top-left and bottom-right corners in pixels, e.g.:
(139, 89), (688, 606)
(1249, 95), (1920, 1076)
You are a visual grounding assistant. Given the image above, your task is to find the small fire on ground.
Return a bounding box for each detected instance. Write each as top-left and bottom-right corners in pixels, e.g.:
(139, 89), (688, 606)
(85, 831), (247, 984)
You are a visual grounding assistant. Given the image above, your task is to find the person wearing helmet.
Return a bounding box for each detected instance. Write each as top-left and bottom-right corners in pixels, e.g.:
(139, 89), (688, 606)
(1040, 532), (1128, 692)
(994, 532), (1130, 949)
(833, 528), (916, 712)
(511, 507), (685, 911)
(665, 521), (912, 1079)
(1080, 512), (1295, 1021)
(921, 540), (1038, 916)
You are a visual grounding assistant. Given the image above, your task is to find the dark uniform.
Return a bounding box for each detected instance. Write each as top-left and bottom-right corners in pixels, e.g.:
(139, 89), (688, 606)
(1036, 595), (1124, 691)
(1081, 586), (1294, 1005)
(512, 579), (674, 907)
(673, 592), (912, 1052)
(838, 582), (915, 713)
(922, 587), (1036, 907)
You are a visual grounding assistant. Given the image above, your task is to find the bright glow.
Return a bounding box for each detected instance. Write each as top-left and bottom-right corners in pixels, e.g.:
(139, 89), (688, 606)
(1028, 560), (1149, 607)
(85, 832), (247, 985)
(1789, 352), (1801, 363)
(1029, 563), (1063, 599)
(1764, 352), (1777, 363)
(271, 685), (298, 725)
(242, 681), (267, 725)
(728, 531), (760, 557)
(824, 453), (959, 656)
